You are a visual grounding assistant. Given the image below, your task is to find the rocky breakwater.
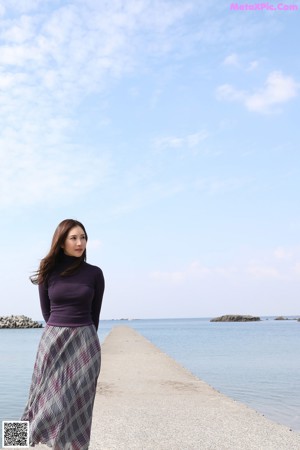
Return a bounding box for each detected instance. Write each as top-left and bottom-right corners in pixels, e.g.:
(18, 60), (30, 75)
(0, 315), (43, 329)
(210, 315), (261, 322)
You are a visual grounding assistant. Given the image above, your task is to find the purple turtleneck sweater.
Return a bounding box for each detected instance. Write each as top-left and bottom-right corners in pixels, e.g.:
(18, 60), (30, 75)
(39, 255), (105, 331)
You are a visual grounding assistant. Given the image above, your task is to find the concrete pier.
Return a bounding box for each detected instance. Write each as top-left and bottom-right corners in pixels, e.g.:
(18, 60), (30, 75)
(34, 326), (300, 449)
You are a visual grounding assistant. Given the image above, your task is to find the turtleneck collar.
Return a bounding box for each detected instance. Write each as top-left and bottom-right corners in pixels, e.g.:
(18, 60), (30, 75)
(58, 252), (83, 269)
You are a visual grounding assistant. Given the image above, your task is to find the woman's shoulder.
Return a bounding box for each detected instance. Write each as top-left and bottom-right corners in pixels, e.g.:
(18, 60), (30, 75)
(83, 261), (104, 277)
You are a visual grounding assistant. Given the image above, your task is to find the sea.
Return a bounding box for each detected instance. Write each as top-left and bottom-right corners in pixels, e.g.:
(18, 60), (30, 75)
(1, 317), (299, 446)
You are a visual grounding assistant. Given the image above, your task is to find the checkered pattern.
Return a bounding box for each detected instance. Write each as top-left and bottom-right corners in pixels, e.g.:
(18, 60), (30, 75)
(21, 325), (101, 450)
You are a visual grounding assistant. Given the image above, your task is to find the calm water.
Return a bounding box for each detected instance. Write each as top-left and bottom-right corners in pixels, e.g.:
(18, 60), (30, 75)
(1, 317), (299, 444)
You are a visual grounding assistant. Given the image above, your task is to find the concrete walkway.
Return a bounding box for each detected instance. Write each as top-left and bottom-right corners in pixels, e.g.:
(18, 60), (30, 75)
(31, 325), (300, 449)
(89, 326), (300, 450)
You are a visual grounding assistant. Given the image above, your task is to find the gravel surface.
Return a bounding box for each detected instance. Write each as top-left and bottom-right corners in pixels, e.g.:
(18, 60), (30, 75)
(30, 325), (300, 450)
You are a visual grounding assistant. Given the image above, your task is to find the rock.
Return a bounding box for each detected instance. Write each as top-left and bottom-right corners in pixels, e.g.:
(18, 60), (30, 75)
(210, 314), (261, 322)
(0, 315), (43, 329)
(275, 316), (299, 321)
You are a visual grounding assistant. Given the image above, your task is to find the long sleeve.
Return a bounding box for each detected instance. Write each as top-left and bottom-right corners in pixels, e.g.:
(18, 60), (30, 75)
(91, 268), (105, 331)
(38, 282), (51, 323)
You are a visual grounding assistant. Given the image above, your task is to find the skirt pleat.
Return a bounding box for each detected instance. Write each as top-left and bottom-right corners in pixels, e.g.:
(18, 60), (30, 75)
(21, 325), (101, 450)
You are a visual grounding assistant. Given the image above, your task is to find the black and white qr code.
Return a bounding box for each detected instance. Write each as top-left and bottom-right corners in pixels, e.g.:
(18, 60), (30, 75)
(2, 421), (29, 448)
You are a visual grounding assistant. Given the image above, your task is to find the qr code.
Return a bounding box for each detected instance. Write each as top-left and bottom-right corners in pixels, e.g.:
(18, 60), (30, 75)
(2, 421), (29, 448)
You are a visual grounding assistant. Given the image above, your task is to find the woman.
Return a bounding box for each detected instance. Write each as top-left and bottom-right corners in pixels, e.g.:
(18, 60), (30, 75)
(21, 219), (105, 450)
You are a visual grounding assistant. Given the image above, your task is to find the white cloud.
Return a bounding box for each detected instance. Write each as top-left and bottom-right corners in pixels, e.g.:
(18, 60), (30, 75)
(216, 71), (299, 114)
(0, 71), (28, 88)
(293, 263), (300, 278)
(150, 247), (300, 287)
(150, 270), (186, 284)
(0, 1), (194, 108)
(273, 247), (293, 260)
(187, 132), (209, 147)
(223, 53), (239, 67)
(150, 261), (237, 285)
(245, 71), (299, 113)
(247, 60), (259, 72)
(222, 54), (259, 72)
(216, 83), (246, 102)
(1, 0), (42, 14)
(246, 246), (300, 280)
(155, 136), (183, 149)
(0, 14), (36, 43)
(0, 119), (110, 208)
(155, 130), (209, 151)
(0, 1), (194, 208)
(246, 265), (281, 279)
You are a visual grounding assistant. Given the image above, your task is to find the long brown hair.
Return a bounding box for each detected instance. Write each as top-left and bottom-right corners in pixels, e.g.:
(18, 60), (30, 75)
(30, 219), (88, 285)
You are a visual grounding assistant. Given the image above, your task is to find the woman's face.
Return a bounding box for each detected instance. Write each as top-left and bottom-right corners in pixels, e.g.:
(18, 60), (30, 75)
(62, 226), (87, 257)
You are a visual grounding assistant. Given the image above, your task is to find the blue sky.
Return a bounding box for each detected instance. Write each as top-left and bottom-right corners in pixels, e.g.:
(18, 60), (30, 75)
(0, 0), (299, 320)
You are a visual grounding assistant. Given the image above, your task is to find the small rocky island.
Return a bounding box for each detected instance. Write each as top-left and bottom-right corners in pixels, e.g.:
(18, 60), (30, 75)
(274, 316), (299, 321)
(0, 315), (43, 329)
(210, 315), (261, 322)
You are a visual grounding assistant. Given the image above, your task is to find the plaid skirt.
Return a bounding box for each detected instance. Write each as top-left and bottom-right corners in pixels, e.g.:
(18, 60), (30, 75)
(21, 324), (101, 450)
